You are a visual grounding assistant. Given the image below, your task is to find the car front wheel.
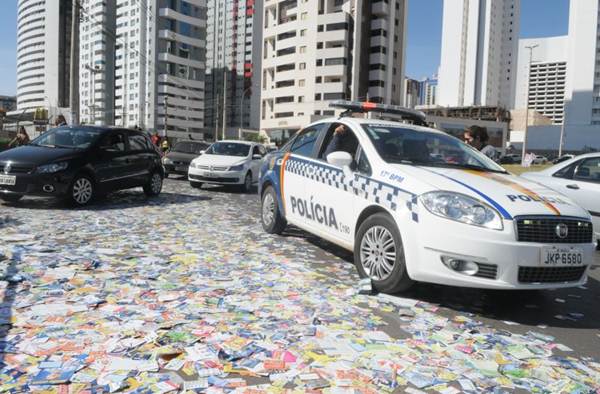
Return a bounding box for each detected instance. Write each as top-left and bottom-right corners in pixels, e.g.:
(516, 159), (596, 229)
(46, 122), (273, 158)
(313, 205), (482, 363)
(240, 172), (253, 193)
(354, 213), (413, 293)
(261, 185), (286, 234)
(190, 181), (203, 189)
(69, 174), (95, 206)
(143, 171), (163, 196)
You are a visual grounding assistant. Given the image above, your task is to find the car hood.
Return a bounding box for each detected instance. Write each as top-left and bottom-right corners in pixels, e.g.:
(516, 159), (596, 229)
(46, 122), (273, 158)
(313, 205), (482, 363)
(0, 145), (81, 166)
(166, 151), (199, 163)
(192, 154), (247, 167)
(392, 165), (590, 220)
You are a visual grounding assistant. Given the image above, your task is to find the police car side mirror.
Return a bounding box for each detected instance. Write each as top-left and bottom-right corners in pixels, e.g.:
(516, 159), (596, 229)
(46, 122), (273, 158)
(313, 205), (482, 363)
(327, 151), (353, 168)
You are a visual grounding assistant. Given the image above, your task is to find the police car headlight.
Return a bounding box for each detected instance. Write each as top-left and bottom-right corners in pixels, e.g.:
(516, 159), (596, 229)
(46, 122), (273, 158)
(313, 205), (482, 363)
(229, 164), (244, 171)
(421, 191), (503, 230)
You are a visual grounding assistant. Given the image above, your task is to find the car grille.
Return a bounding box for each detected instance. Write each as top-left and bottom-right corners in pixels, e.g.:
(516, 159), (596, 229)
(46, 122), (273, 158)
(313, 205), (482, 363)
(196, 165), (228, 171)
(515, 216), (593, 244)
(0, 163), (34, 174)
(189, 174), (239, 183)
(518, 266), (587, 283)
(474, 263), (497, 279)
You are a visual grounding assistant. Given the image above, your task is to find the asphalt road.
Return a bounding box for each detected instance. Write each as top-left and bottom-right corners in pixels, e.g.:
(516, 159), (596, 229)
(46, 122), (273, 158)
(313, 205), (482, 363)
(1, 177), (599, 391)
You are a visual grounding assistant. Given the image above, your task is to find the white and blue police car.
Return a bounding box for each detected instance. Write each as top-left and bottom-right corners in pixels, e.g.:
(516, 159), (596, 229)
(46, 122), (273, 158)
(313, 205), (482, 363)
(258, 101), (595, 294)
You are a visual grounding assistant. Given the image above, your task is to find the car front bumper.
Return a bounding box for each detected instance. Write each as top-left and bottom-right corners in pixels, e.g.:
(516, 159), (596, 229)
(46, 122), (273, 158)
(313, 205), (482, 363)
(188, 167), (244, 185)
(0, 171), (74, 198)
(163, 163), (190, 175)
(404, 211), (595, 290)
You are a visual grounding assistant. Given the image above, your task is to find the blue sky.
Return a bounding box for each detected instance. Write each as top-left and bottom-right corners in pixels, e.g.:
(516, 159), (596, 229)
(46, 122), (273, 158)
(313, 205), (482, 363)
(0, 0), (571, 96)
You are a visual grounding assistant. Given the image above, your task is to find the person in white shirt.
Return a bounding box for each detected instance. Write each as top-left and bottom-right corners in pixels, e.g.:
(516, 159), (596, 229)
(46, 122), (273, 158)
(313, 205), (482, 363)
(464, 125), (497, 160)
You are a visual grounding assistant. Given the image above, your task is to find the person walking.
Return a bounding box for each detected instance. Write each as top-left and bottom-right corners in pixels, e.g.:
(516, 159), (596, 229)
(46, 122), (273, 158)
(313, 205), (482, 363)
(8, 127), (30, 148)
(464, 125), (497, 160)
(151, 132), (160, 147)
(161, 138), (170, 155)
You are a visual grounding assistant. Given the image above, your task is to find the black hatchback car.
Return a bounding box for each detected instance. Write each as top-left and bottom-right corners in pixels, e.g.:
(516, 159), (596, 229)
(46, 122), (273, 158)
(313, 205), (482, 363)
(0, 126), (164, 206)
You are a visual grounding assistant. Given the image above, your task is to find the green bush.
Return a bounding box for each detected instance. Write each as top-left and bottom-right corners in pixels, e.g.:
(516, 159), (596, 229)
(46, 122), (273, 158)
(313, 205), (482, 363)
(0, 137), (11, 151)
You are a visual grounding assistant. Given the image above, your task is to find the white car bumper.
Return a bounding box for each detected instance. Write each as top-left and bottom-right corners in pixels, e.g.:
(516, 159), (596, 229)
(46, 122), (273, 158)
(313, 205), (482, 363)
(404, 211), (595, 290)
(188, 166), (245, 185)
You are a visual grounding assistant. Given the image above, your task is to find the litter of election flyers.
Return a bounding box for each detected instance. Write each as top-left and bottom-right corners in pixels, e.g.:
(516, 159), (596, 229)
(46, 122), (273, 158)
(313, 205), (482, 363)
(0, 184), (599, 393)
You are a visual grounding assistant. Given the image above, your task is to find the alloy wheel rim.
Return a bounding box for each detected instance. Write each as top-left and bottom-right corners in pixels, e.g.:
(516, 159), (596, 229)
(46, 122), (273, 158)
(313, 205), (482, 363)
(359, 226), (396, 280)
(73, 178), (92, 204)
(262, 192), (275, 226)
(151, 173), (162, 194)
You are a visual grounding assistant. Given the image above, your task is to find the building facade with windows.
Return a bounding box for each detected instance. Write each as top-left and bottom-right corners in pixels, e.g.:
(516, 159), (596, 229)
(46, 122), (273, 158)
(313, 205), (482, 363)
(79, 0), (117, 125)
(205, 0), (262, 137)
(438, 0), (520, 108)
(260, 0), (407, 135)
(113, 0), (207, 139)
(16, 0), (73, 116)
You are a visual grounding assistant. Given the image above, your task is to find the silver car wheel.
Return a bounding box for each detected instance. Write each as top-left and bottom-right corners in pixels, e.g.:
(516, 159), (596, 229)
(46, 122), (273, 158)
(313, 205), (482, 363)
(359, 225), (396, 280)
(262, 192), (275, 226)
(73, 177), (93, 205)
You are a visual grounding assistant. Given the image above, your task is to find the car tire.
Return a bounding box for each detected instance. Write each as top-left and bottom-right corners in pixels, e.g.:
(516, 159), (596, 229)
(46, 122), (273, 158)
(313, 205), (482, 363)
(190, 181), (203, 189)
(240, 172), (253, 193)
(143, 171), (163, 196)
(164, 172), (169, 179)
(68, 174), (95, 206)
(0, 195), (23, 203)
(261, 185), (287, 234)
(354, 212), (413, 294)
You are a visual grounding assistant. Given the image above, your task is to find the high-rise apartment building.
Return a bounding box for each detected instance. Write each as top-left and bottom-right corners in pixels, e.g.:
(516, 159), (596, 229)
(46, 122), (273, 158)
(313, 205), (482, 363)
(79, 0), (116, 125)
(420, 76), (438, 107)
(513, 37), (568, 125)
(565, 0), (600, 126)
(260, 0), (407, 134)
(438, 0), (520, 108)
(114, 0), (207, 139)
(205, 0), (262, 136)
(16, 0), (73, 115)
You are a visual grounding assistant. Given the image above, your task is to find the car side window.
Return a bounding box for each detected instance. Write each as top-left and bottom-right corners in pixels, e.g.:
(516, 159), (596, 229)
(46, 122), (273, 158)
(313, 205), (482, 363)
(574, 158), (600, 183)
(129, 133), (149, 151)
(553, 160), (580, 179)
(318, 123), (360, 161)
(356, 147), (372, 175)
(100, 133), (126, 152)
(258, 145), (267, 156)
(290, 126), (321, 157)
(252, 145), (262, 157)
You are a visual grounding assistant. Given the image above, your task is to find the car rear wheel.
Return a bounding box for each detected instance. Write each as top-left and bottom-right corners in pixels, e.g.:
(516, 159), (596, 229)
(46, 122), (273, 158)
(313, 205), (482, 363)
(190, 181), (203, 189)
(240, 172), (253, 193)
(261, 186), (286, 234)
(143, 171), (163, 196)
(354, 213), (413, 293)
(69, 174), (95, 206)
(0, 195), (23, 203)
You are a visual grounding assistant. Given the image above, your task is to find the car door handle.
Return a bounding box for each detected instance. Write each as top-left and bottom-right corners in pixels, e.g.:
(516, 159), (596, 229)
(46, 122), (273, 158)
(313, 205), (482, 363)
(566, 184), (580, 190)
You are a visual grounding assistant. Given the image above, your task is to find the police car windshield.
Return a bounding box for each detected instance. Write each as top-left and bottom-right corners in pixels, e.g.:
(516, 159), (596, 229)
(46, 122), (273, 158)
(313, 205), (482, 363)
(205, 142), (250, 157)
(362, 124), (507, 173)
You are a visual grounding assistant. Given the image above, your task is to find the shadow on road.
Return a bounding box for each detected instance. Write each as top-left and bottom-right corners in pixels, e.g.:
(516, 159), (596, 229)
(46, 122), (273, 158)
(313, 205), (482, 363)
(284, 226), (600, 330)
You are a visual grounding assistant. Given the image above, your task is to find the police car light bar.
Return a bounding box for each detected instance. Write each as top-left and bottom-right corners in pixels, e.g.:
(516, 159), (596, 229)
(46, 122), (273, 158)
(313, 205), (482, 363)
(329, 100), (428, 126)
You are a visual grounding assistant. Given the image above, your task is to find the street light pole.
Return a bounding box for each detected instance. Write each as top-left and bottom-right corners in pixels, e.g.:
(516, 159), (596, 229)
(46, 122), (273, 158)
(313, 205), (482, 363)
(163, 96), (168, 140)
(521, 44), (538, 165)
(238, 87), (252, 140)
(69, 0), (80, 125)
(85, 64), (101, 124)
(558, 103), (567, 157)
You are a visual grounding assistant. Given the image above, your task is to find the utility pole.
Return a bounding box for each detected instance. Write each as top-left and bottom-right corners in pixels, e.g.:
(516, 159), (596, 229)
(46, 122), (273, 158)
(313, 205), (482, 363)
(163, 96), (168, 140)
(222, 70), (227, 140)
(558, 103), (567, 157)
(521, 44), (538, 165)
(69, 0), (80, 125)
(215, 92), (220, 142)
(239, 87), (251, 140)
(85, 64), (100, 124)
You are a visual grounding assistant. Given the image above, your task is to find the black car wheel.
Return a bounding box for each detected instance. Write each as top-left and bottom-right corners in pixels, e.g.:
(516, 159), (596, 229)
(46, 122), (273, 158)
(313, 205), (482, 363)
(69, 174), (95, 206)
(261, 186), (286, 234)
(240, 172), (253, 193)
(190, 181), (203, 189)
(354, 213), (413, 294)
(143, 171), (163, 196)
(0, 195), (23, 203)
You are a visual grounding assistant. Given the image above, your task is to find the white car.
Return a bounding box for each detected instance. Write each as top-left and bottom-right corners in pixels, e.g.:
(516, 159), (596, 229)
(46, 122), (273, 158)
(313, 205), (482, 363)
(532, 155), (548, 165)
(522, 153), (600, 245)
(188, 140), (267, 192)
(258, 101), (595, 293)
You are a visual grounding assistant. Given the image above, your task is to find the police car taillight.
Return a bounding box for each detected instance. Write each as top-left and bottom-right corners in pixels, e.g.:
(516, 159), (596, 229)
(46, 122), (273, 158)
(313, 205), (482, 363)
(329, 100), (428, 126)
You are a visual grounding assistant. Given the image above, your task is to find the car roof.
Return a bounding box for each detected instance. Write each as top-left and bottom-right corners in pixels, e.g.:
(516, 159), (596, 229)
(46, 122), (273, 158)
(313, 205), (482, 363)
(313, 117), (448, 136)
(175, 140), (209, 144)
(53, 125), (144, 134)
(216, 140), (254, 145)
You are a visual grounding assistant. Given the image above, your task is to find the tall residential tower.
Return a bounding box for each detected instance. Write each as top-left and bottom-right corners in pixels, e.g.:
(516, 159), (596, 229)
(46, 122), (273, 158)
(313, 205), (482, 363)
(260, 0), (407, 135)
(438, 0), (520, 108)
